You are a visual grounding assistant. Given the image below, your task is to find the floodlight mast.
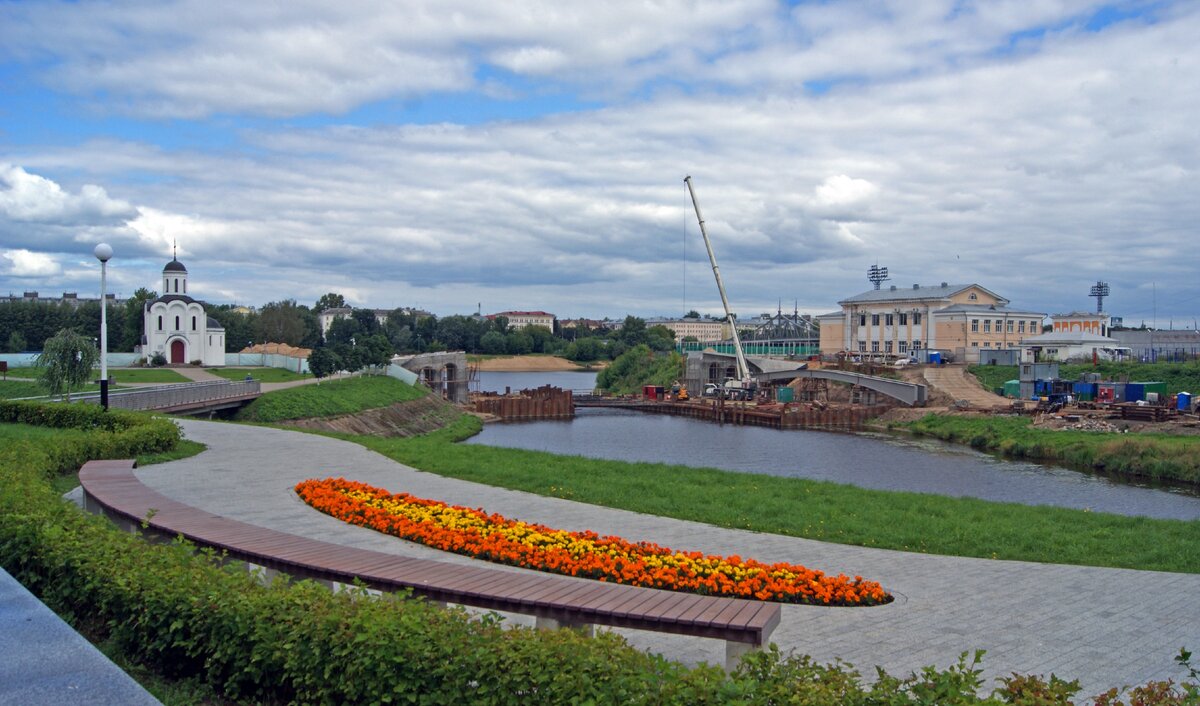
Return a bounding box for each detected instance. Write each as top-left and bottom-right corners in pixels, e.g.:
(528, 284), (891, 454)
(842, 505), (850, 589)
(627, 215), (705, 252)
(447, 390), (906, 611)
(683, 176), (750, 383)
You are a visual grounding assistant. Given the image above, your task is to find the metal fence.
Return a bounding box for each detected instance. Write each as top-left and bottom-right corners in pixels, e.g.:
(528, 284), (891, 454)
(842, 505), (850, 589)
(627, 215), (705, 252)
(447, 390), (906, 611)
(74, 379), (261, 411)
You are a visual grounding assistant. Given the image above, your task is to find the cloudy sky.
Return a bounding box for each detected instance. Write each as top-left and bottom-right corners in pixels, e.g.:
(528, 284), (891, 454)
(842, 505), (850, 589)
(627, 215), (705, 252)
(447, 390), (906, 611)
(1, 1), (1197, 325)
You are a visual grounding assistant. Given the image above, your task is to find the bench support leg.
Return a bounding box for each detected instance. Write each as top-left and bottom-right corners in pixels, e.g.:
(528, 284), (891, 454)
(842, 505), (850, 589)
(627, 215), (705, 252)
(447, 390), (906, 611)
(535, 616), (595, 637)
(725, 641), (759, 671)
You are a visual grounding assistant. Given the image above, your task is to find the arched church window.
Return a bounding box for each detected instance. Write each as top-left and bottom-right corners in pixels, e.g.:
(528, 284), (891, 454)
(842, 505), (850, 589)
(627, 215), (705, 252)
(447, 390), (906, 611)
(192, 316), (197, 330)
(157, 316), (163, 330)
(175, 316), (180, 330)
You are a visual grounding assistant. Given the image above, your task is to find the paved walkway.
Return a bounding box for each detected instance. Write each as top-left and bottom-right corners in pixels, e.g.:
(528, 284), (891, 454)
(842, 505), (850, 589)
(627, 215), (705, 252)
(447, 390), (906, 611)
(137, 420), (1200, 697)
(0, 568), (160, 706)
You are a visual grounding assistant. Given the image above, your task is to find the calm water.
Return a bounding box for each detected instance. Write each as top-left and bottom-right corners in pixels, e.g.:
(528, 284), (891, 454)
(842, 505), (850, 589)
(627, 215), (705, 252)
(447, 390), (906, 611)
(467, 372), (1200, 520)
(475, 370), (599, 393)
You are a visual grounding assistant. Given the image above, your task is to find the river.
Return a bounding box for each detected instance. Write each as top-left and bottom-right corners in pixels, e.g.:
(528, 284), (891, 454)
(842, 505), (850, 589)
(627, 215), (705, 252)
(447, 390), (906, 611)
(469, 371), (1200, 520)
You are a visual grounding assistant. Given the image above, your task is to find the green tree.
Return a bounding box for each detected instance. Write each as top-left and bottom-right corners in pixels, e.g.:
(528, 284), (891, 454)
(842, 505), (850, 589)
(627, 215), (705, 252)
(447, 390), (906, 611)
(307, 345), (341, 381)
(35, 328), (100, 401)
(683, 310), (701, 319)
(4, 330), (26, 353)
(524, 325), (555, 354)
(314, 292), (347, 312)
(119, 288), (157, 351)
(357, 334), (395, 368)
(256, 300), (310, 346)
(505, 330), (532, 355)
(619, 316), (647, 346)
(208, 305), (258, 352)
(480, 330), (507, 355)
(325, 316), (361, 346)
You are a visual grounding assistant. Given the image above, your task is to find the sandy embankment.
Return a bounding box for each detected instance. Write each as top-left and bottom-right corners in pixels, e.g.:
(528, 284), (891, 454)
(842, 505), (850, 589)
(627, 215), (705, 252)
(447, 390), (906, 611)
(472, 355), (605, 372)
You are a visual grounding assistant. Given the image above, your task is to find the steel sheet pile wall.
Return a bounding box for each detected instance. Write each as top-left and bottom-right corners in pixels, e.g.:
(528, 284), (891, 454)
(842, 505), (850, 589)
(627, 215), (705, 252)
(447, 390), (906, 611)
(636, 401), (891, 430)
(473, 385), (574, 421)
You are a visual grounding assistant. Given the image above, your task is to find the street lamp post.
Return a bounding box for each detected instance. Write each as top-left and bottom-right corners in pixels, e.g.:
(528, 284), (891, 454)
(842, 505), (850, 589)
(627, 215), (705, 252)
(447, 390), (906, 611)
(94, 243), (113, 410)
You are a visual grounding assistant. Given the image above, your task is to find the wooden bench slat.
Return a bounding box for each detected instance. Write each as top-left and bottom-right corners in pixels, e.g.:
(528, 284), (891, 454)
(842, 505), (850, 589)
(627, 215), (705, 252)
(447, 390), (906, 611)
(77, 460), (782, 655)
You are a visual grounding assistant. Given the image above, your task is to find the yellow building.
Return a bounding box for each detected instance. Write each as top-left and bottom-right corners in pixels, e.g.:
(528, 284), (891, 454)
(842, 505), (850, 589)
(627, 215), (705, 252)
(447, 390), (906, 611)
(817, 282), (1045, 363)
(1050, 311), (1111, 337)
(645, 317), (730, 341)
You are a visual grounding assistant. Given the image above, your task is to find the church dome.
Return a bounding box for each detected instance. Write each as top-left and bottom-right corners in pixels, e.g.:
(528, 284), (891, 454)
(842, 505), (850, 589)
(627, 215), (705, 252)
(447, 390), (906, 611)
(163, 258), (188, 273)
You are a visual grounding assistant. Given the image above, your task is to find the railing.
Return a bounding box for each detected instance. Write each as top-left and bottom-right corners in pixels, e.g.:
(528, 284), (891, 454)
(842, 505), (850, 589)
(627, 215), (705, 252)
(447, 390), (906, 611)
(73, 379), (261, 411)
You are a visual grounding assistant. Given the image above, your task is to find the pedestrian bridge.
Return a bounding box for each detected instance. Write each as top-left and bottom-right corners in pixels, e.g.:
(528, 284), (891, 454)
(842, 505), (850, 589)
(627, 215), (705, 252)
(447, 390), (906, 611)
(754, 369), (926, 406)
(74, 379), (262, 415)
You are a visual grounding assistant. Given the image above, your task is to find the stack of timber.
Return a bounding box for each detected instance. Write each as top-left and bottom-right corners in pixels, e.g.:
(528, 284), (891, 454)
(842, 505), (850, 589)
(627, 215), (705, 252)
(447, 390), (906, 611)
(472, 385), (574, 421)
(1112, 402), (1174, 423)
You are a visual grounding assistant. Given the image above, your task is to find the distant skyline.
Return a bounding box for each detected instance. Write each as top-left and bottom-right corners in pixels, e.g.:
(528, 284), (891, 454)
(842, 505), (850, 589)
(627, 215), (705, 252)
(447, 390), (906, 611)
(2, 1), (1198, 326)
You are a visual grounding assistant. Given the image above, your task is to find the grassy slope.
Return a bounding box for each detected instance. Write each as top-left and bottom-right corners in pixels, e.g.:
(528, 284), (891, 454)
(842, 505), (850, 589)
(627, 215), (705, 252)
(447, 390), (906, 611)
(901, 414), (1200, 484)
(351, 417), (1200, 574)
(234, 374), (425, 422)
(969, 361), (1200, 393)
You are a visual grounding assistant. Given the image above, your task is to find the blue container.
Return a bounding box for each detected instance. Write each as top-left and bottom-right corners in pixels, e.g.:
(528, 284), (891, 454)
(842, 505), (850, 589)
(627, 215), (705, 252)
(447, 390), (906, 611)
(1124, 383), (1144, 403)
(1072, 381), (1096, 396)
(929, 352), (941, 365)
(1178, 392), (1192, 411)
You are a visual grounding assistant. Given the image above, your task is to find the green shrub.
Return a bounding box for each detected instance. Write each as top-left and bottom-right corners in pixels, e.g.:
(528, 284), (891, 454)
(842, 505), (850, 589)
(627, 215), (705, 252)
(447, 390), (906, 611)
(2, 404), (1196, 704)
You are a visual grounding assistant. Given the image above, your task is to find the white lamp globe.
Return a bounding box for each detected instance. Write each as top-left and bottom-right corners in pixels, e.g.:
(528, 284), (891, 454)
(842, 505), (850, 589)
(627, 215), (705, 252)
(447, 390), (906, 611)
(94, 243), (113, 262)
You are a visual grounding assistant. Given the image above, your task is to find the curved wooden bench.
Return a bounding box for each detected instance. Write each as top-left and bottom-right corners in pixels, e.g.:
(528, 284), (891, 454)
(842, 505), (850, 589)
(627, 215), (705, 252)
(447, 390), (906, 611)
(79, 460), (780, 669)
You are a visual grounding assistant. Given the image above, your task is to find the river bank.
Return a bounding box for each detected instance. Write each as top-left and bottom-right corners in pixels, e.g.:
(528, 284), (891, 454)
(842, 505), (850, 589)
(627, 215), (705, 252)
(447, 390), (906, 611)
(470, 354), (604, 372)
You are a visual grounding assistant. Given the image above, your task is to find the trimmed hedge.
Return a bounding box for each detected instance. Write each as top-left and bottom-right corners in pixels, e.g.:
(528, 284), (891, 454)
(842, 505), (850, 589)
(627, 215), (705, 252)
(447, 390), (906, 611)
(1, 403), (1195, 704)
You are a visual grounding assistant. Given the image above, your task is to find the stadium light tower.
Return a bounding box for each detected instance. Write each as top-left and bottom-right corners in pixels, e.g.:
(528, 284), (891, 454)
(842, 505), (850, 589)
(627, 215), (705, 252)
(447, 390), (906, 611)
(1089, 280), (1110, 314)
(867, 264), (889, 290)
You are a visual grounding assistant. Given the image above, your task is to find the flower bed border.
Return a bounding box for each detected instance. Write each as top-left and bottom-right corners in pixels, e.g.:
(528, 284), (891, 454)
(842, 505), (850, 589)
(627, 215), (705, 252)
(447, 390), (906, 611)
(295, 477), (890, 607)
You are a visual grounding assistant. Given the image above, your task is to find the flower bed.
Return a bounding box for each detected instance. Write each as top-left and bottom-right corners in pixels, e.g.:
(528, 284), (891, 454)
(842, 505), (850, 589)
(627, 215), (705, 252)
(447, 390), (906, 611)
(295, 477), (890, 606)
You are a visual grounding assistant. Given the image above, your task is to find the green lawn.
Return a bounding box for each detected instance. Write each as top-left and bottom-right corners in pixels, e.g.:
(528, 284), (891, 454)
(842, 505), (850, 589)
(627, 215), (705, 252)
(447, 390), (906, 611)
(1, 367), (188, 384)
(0, 378), (103, 400)
(209, 366), (311, 383)
(345, 415), (1200, 574)
(234, 374), (424, 422)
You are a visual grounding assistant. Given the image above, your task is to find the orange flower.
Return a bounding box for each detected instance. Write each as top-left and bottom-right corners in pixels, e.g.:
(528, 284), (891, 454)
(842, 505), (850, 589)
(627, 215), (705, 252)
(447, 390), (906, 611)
(295, 477), (891, 607)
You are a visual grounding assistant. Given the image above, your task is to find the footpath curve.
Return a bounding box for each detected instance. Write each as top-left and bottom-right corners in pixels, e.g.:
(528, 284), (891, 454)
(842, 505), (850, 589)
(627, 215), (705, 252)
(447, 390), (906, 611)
(136, 420), (1200, 696)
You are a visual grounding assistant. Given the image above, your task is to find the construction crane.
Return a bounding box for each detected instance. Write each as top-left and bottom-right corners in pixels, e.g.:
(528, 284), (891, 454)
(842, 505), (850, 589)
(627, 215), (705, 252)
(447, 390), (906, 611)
(684, 176), (752, 393)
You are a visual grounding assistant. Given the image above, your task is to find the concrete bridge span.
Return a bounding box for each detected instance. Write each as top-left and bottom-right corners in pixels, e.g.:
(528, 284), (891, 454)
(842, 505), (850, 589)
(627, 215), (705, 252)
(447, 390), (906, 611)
(685, 351), (926, 407)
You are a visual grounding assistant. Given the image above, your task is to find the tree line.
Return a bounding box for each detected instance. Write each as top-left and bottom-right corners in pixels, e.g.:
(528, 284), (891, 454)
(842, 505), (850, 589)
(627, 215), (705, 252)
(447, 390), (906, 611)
(2, 289), (680, 366)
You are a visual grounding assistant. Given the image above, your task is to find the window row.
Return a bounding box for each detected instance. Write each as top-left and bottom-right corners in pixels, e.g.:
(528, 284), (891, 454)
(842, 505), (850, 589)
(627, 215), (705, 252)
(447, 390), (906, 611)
(157, 315), (199, 331)
(968, 318), (1040, 334)
(857, 340), (922, 353)
(858, 313), (922, 326)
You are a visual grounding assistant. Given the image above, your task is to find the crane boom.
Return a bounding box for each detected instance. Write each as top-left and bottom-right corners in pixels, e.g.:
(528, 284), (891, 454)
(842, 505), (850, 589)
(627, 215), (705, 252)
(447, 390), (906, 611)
(683, 175), (750, 383)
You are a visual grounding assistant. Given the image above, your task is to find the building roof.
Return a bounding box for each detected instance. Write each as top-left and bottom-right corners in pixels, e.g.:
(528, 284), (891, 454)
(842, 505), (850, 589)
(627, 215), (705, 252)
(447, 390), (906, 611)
(838, 283), (1005, 305)
(206, 316), (224, 330)
(490, 311), (554, 317)
(936, 303), (1045, 316)
(150, 294), (198, 305)
(163, 258), (187, 273)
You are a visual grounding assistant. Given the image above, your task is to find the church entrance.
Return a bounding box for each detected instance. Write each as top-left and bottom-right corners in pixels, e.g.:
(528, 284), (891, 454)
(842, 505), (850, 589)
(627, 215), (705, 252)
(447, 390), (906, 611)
(170, 340), (186, 364)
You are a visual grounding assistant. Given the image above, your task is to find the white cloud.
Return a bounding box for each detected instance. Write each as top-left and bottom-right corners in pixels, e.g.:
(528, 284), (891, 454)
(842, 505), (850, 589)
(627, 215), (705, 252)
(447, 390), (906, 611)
(0, 164), (134, 224)
(0, 249), (63, 278)
(2, 2), (1198, 322)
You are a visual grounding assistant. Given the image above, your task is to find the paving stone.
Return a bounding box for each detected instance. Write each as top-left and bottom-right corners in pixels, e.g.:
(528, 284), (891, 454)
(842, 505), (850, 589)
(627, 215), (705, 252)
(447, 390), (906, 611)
(129, 419), (1200, 698)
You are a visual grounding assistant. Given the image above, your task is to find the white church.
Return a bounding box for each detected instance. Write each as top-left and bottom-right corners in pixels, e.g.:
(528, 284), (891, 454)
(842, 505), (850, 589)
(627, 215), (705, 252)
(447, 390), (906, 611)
(141, 256), (226, 366)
